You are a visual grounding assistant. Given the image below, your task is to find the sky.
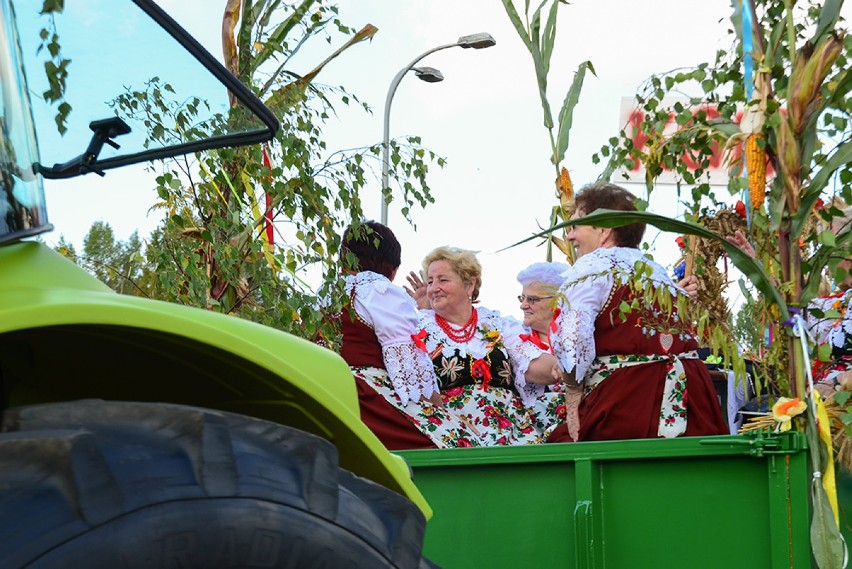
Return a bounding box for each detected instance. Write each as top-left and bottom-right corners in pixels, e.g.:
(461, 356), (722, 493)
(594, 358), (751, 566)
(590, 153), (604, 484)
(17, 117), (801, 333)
(33, 1), (837, 318)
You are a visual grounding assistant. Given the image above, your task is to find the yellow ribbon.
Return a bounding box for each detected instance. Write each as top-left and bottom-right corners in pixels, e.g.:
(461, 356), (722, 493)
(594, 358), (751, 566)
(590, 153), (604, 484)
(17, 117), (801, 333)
(815, 390), (839, 525)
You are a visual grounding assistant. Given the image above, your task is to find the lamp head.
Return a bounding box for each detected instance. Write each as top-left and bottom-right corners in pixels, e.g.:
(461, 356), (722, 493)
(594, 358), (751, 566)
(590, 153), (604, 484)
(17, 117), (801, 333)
(457, 33), (496, 49)
(413, 67), (444, 83)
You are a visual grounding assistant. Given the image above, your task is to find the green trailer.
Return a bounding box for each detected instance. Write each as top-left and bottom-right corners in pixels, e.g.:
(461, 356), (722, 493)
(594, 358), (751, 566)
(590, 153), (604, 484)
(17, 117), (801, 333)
(399, 433), (819, 568)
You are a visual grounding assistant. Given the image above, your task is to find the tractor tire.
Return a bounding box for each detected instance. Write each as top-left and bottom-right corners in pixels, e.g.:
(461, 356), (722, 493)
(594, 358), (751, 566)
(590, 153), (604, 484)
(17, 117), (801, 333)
(0, 400), (436, 568)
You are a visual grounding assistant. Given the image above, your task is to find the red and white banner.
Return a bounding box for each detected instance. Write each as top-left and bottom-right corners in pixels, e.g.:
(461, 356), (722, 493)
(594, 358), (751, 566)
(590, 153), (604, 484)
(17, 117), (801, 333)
(617, 97), (775, 185)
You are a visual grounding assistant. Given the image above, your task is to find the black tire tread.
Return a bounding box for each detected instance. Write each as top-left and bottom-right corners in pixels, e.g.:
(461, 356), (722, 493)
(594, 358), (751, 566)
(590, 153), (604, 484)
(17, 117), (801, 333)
(0, 400), (430, 568)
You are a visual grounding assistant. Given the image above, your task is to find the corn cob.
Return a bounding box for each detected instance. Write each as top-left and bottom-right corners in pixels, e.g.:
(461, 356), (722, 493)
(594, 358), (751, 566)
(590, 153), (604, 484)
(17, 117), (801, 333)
(556, 166), (573, 211)
(746, 133), (767, 210)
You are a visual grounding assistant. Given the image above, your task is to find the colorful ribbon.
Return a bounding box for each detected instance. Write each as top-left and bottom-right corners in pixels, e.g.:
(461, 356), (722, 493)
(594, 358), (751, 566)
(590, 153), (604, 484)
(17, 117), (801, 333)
(411, 329), (428, 352)
(471, 358), (492, 390)
(519, 332), (550, 351)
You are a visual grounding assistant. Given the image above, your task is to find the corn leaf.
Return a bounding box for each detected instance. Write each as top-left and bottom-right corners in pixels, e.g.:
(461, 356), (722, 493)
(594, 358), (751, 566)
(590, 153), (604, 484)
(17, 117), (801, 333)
(529, 0), (548, 71)
(807, 411), (845, 568)
(528, 2), (554, 129)
(504, 208), (787, 314)
(793, 138), (852, 237)
(266, 23), (377, 107)
(813, 0), (843, 42)
(248, 0), (316, 77)
(803, 229), (852, 301)
(539, 0), (559, 73)
(254, 0), (283, 30)
(764, 12), (787, 68)
(554, 60), (595, 165)
(236, 0), (257, 77)
(501, 0), (533, 54)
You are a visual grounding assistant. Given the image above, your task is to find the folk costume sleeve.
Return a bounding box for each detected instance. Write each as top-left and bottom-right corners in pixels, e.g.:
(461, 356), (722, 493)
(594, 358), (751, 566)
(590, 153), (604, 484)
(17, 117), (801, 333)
(352, 272), (440, 404)
(550, 249), (615, 384)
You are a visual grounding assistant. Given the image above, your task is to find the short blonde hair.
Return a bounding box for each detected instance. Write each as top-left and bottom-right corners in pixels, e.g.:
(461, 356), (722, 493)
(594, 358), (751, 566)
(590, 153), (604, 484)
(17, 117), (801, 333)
(422, 246), (482, 301)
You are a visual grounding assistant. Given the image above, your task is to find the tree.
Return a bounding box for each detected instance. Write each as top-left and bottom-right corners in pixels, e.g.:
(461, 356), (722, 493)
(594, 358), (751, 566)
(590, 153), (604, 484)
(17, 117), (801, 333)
(107, 1), (441, 345)
(54, 221), (151, 297)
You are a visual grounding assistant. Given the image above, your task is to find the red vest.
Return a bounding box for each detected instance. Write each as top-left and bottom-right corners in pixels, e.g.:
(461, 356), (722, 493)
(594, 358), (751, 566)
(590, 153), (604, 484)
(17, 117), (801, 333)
(595, 285), (698, 356)
(339, 303), (385, 369)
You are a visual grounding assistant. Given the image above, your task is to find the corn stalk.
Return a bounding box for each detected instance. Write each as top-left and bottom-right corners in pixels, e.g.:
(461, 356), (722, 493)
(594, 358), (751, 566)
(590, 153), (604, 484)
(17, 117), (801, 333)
(501, 0), (593, 262)
(562, 1), (852, 565)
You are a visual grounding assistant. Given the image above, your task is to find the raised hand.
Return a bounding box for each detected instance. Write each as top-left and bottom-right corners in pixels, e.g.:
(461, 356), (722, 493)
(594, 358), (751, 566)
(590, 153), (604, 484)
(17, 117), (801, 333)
(404, 270), (430, 309)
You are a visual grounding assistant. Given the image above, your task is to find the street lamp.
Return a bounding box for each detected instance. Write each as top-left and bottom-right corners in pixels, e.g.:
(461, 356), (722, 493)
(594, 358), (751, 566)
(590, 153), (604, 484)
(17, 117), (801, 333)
(380, 33), (496, 225)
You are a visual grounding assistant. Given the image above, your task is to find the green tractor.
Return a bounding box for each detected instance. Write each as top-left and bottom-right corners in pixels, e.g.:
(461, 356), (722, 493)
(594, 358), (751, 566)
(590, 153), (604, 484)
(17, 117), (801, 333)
(0, 1), (432, 567)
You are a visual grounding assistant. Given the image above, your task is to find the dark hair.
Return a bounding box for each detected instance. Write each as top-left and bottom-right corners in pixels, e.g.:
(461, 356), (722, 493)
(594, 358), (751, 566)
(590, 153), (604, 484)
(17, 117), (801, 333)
(341, 220), (401, 278)
(573, 183), (645, 248)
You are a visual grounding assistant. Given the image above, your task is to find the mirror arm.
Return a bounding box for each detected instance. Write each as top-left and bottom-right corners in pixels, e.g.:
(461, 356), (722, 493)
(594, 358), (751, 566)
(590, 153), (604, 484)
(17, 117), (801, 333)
(38, 117), (131, 179)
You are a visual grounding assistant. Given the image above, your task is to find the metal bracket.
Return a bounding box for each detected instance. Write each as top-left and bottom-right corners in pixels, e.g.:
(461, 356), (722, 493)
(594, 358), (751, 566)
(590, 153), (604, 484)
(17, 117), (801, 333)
(700, 430), (803, 457)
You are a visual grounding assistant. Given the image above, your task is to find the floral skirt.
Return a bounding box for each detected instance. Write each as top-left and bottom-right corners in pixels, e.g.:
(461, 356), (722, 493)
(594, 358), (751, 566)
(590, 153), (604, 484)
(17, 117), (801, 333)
(354, 367), (565, 448)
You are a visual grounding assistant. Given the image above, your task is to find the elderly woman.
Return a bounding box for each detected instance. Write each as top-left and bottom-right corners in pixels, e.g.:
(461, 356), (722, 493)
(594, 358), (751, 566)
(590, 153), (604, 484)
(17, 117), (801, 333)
(549, 183), (728, 442)
(515, 261), (585, 441)
(517, 261), (569, 351)
(338, 221), (443, 450)
(405, 247), (562, 446)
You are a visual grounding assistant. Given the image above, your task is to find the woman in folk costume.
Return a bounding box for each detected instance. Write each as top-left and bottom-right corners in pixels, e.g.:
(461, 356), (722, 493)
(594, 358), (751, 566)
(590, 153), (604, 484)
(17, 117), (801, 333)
(338, 221), (442, 450)
(404, 247), (564, 446)
(514, 261), (583, 441)
(549, 183), (728, 442)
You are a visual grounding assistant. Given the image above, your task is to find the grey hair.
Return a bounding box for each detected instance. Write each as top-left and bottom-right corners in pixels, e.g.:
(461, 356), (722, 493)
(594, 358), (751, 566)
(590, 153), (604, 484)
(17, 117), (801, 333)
(516, 261), (570, 289)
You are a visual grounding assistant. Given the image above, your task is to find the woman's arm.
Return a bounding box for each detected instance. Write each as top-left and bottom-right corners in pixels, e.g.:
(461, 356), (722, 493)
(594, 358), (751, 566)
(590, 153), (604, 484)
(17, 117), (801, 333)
(357, 277), (441, 403)
(524, 352), (559, 385)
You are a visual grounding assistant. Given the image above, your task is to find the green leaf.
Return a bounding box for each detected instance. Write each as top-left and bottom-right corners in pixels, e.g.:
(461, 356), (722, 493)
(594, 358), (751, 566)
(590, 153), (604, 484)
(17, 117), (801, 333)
(528, 5), (554, 130)
(824, 65), (852, 111)
(248, 0), (316, 77)
(819, 230), (837, 247)
(833, 391), (851, 407)
(813, 0), (843, 41)
(817, 342), (833, 362)
(810, 478), (845, 569)
(501, 0), (533, 53)
(539, 0), (560, 69)
(794, 138), (852, 237)
(554, 60), (595, 165)
(803, 229), (852, 302)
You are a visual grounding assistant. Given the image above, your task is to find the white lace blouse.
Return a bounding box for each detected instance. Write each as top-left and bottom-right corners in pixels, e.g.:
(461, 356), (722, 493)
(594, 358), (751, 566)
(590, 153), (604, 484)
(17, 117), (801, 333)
(550, 247), (684, 383)
(345, 271), (439, 404)
(806, 290), (852, 350)
(417, 306), (548, 405)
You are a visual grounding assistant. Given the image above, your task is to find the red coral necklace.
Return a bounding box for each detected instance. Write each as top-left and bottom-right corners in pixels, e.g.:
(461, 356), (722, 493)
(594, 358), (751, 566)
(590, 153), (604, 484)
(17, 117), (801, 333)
(435, 308), (479, 343)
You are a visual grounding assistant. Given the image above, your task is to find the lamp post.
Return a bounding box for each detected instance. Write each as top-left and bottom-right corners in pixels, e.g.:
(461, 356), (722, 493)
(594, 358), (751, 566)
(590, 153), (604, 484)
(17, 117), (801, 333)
(380, 33), (496, 225)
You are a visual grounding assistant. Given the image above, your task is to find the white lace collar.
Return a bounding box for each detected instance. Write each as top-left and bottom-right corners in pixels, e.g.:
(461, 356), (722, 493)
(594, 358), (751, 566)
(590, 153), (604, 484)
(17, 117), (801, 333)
(344, 271), (391, 295)
(569, 247), (680, 294)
